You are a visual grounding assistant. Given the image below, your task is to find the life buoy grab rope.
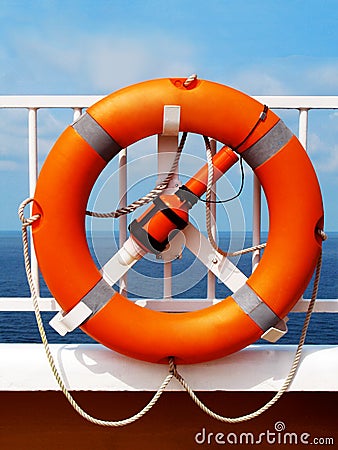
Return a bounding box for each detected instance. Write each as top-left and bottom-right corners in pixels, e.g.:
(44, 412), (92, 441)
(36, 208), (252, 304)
(32, 78), (323, 364)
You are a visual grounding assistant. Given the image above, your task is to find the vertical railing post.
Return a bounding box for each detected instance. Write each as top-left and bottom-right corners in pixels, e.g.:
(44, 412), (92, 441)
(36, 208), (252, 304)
(118, 148), (128, 296)
(207, 139), (217, 300)
(252, 175), (261, 272)
(298, 108), (309, 149)
(28, 108), (40, 295)
(157, 135), (181, 299)
(72, 107), (82, 122)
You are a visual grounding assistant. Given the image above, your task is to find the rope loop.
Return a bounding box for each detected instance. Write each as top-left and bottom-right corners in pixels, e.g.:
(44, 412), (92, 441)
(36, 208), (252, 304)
(19, 190), (324, 425)
(203, 136), (266, 258)
(167, 251), (323, 423)
(168, 357), (179, 377)
(183, 74), (198, 87)
(317, 228), (328, 241)
(18, 197), (40, 228)
(86, 132), (188, 218)
(17, 206), (176, 427)
(204, 105), (270, 259)
(18, 95), (325, 425)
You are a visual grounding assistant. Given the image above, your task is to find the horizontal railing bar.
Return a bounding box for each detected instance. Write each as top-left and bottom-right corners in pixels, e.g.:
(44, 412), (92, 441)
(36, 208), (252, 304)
(0, 298), (61, 311)
(1, 95), (338, 110)
(0, 298), (337, 313)
(255, 95), (338, 109)
(0, 96), (103, 108)
(291, 299), (338, 313)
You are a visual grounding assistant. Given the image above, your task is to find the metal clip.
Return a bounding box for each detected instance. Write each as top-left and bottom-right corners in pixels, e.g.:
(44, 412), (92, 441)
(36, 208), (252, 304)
(260, 105), (269, 121)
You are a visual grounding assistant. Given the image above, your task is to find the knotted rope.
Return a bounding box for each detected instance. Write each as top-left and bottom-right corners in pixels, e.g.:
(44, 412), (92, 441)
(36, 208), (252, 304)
(18, 74), (327, 425)
(19, 196), (325, 426)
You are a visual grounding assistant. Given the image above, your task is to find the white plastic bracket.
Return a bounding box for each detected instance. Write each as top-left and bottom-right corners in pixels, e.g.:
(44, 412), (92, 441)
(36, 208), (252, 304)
(183, 223), (248, 293)
(49, 302), (92, 336)
(162, 105), (181, 136)
(157, 105), (182, 193)
(261, 317), (289, 343)
(101, 236), (145, 286)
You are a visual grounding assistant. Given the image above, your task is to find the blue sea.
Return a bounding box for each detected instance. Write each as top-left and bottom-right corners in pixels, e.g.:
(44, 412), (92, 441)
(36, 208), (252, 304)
(0, 231), (337, 345)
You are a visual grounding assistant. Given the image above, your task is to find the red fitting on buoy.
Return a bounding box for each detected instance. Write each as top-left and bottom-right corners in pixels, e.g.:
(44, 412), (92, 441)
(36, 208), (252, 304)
(129, 145), (238, 254)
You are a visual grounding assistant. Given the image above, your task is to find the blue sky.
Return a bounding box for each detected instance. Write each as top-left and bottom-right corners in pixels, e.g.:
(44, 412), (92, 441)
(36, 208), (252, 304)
(0, 0), (337, 231)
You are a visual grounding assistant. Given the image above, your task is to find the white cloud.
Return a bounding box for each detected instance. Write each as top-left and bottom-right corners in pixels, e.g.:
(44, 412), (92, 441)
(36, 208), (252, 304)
(220, 56), (338, 97)
(81, 35), (196, 92)
(6, 30), (197, 95)
(308, 131), (338, 175)
(317, 145), (338, 173)
(306, 62), (338, 90)
(227, 68), (289, 96)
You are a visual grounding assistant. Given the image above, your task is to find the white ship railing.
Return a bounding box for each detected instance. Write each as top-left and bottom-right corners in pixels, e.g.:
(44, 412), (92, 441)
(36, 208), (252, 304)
(0, 95), (337, 392)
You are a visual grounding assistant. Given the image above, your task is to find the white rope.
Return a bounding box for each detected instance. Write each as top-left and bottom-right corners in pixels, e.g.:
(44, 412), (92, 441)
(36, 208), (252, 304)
(204, 137), (267, 258)
(169, 250), (323, 423)
(200, 136), (326, 422)
(86, 74), (198, 219)
(183, 74), (198, 87)
(19, 197), (325, 425)
(18, 104), (326, 425)
(18, 198), (173, 427)
(86, 132), (187, 218)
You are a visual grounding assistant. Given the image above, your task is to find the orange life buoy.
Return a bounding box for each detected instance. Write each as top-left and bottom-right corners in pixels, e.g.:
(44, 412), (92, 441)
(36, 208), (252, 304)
(32, 78), (323, 364)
